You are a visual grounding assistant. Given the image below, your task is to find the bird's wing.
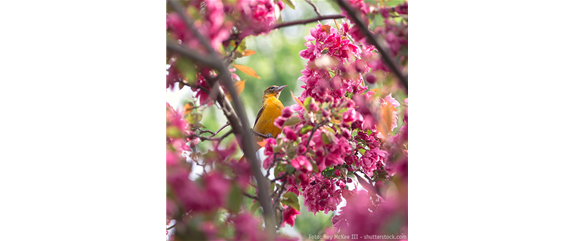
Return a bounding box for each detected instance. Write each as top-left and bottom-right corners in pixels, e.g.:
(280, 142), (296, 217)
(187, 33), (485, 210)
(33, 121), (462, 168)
(253, 105), (265, 129)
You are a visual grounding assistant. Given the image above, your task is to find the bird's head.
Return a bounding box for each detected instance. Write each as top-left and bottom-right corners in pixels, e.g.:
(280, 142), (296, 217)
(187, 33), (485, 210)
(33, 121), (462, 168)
(262, 85), (287, 99)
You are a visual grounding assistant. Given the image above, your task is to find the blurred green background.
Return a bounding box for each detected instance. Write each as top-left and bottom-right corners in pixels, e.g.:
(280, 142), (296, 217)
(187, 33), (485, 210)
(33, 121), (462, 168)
(166, 0), (405, 239)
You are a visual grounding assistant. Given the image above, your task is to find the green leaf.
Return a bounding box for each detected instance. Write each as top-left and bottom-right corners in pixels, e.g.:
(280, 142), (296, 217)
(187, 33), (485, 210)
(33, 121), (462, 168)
(359, 148), (366, 155)
(284, 117), (301, 126)
(321, 132), (331, 145)
(303, 97), (312, 111)
(286, 164), (295, 174)
(281, 0), (295, 9)
(175, 57), (197, 81)
(228, 184), (242, 214)
(275, 163), (286, 178)
(324, 126), (335, 133)
(386, 0), (407, 7)
(310, 160), (319, 173)
(166, 126), (183, 138)
(234, 39), (247, 55)
(282, 192), (300, 211)
(185, 113), (203, 125)
(300, 125), (313, 134)
(250, 200), (261, 213)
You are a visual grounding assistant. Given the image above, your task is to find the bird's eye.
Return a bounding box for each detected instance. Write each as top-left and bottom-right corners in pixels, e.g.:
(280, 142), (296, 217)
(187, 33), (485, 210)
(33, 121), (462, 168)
(269, 87), (275, 90)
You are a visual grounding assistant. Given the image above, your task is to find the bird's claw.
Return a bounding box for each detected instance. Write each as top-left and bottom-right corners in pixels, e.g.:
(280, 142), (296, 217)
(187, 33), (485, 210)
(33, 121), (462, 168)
(265, 133), (273, 139)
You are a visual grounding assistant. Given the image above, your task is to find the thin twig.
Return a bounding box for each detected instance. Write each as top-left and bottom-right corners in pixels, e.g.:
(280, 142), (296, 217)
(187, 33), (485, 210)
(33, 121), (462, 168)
(242, 190), (258, 200)
(270, 170), (292, 182)
(305, 0), (322, 16)
(273, 181), (288, 209)
(305, 121), (328, 152)
(208, 122), (230, 137)
(266, 153), (279, 178)
(272, 14), (344, 30)
(252, 129), (270, 138)
(219, 130), (233, 141)
(335, 0), (408, 92)
(166, 222), (176, 230)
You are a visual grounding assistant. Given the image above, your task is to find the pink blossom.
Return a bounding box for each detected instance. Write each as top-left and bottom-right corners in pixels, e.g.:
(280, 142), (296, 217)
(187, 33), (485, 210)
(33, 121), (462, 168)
(274, 116), (286, 128)
(302, 175), (343, 214)
(296, 145), (306, 155)
(343, 108), (357, 123)
(282, 205), (300, 227)
(281, 107), (293, 118)
(232, 213), (267, 241)
(291, 156), (312, 172)
(357, 148), (388, 177)
(283, 126), (297, 141)
(237, 0), (280, 36)
(263, 138), (276, 156)
(166, 151), (180, 166)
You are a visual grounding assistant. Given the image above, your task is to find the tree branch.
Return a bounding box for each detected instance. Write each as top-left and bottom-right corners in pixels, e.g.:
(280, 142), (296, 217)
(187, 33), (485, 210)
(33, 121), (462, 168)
(166, 40), (220, 69)
(166, 222), (176, 230)
(335, 0), (408, 92)
(305, 0), (322, 16)
(272, 14), (345, 30)
(242, 190), (258, 200)
(167, 0), (276, 234)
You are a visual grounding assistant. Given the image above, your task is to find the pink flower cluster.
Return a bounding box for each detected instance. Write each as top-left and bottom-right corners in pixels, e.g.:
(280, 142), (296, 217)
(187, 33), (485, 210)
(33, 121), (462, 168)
(332, 190), (407, 238)
(237, 0), (284, 36)
(166, 103), (190, 166)
(302, 175), (343, 214)
(298, 23), (369, 103)
(166, 0), (231, 52)
(259, 22), (407, 219)
(167, 169), (231, 214)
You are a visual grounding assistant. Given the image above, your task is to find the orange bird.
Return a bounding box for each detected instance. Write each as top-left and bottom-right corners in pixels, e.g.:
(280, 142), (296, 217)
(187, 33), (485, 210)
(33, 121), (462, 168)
(253, 85), (287, 144)
(239, 85), (286, 163)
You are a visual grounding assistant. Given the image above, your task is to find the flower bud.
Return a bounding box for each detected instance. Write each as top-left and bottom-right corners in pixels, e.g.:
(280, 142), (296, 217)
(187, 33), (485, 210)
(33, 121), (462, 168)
(343, 108), (356, 123)
(284, 127), (297, 141)
(281, 107), (293, 118)
(366, 74), (377, 84)
(296, 145), (307, 155)
(342, 128), (351, 139)
(274, 117), (285, 128)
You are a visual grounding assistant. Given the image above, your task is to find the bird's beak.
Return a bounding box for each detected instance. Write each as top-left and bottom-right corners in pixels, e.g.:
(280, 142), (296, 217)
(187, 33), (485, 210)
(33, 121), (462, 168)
(276, 85), (287, 92)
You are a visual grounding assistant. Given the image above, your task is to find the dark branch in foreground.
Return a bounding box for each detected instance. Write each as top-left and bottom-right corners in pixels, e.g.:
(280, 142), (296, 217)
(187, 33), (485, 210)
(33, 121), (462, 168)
(335, 0), (408, 92)
(272, 14), (345, 30)
(167, 0), (276, 234)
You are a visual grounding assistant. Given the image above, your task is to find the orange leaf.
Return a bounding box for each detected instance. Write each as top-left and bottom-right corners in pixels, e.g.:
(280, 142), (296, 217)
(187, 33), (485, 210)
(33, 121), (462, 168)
(377, 102), (397, 140)
(321, 24), (331, 35)
(243, 50), (256, 57)
(257, 140), (267, 148)
(226, 80), (246, 100)
(233, 64), (261, 79)
(184, 102), (194, 116)
(291, 91), (305, 109)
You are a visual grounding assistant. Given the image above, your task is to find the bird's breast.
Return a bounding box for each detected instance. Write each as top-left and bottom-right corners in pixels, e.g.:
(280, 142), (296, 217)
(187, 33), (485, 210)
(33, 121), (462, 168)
(254, 97), (284, 140)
